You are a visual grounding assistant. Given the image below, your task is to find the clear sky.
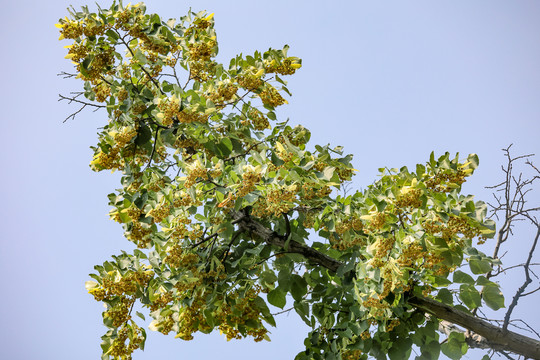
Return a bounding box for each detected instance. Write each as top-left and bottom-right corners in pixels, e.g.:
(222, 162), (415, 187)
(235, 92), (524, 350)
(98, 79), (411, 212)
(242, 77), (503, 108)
(1, 1), (539, 359)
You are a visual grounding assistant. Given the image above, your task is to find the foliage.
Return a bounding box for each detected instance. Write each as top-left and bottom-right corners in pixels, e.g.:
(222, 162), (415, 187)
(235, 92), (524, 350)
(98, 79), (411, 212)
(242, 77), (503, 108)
(58, 3), (504, 359)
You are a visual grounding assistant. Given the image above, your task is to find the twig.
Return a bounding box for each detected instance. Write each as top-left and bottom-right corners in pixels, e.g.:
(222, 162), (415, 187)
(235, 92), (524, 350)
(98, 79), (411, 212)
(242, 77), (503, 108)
(144, 126), (161, 170)
(58, 93), (106, 122)
(221, 230), (243, 263)
(57, 71), (78, 79)
(271, 307), (294, 316)
(503, 226), (540, 331)
(117, 32), (164, 95)
(191, 232), (219, 248)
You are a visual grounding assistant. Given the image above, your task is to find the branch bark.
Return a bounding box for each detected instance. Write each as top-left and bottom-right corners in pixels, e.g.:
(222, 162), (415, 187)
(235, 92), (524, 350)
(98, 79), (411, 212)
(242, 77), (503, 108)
(409, 296), (540, 359)
(230, 210), (540, 359)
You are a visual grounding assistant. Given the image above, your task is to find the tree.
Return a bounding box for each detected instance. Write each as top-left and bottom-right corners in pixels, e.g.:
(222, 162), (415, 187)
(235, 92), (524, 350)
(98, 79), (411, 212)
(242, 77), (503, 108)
(57, 3), (540, 359)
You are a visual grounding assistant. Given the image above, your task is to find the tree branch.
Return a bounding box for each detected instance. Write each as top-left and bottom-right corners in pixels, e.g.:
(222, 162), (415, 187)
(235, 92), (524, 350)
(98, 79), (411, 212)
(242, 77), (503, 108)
(58, 93), (105, 122)
(229, 209), (540, 359)
(410, 296), (540, 359)
(230, 210), (341, 272)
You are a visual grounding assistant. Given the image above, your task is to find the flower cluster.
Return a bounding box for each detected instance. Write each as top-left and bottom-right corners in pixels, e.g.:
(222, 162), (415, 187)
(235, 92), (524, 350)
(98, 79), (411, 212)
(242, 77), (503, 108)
(109, 322), (145, 360)
(362, 296), (390, 319)
(184, 160), (208, 188)
(147, 201), (171, 223)
(177, 108), (210, 124)
(237, 75), (264, 90)
(246, 108), (270, 130)
(189, 60), (217, 82)
(163, 213), (192, 240)
(90, 127), (148, 172)
(214, 165), (262, 208)
(224, 165), (267, 207)
(57, 18), (84, 39)
(300, 183), (332, 200)
(275, 143), (294, 163)
(173, 190), (193, 208)
(365, 211), (387, 231)
(114, 127), (138, 147)
(258, 84), (287, 107)
(174, 137), (205, 158)
(264, 58), (301, 75)
(215, 287), (268, 342)
(395, 187), (423, 209)
(368, 236), (396, 268)
(342, 350), (363, 360)
(126, 220), (153, 248)
(397, 239), (424, 267)
(89, 269), (154, 302)
(105, 296), (136, 327)
(208, 83), (238, 105)
(90, 147), (122, 171)
(252, 184), (298, 218)
(424, 215), (482, 243)
(426, 168), (468, 192)
(164, 244), (199, 270)
(188, 39), (217, 62)
(156, 95), (181, 127)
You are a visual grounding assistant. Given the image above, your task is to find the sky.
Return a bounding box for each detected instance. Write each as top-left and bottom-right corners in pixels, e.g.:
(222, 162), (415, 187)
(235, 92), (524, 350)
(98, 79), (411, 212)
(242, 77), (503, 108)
(1, 1), (539, 359)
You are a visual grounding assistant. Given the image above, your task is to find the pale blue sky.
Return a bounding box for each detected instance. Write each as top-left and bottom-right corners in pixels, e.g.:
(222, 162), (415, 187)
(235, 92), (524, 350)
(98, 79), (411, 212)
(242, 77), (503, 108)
(1, 1), (539, 359)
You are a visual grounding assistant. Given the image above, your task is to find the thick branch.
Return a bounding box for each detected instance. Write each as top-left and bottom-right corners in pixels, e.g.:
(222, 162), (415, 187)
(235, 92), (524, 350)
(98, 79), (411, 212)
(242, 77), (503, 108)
(230, 209), (540, 359)
(438, 320), (492, 349)
(410, 296), (540, 359)
(230, 210), (340, 272)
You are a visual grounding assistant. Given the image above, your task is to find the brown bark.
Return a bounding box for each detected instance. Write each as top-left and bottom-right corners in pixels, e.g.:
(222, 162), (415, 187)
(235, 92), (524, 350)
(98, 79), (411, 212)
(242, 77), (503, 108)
(409, 296), (540, 359)
(231, 210), (540, 359)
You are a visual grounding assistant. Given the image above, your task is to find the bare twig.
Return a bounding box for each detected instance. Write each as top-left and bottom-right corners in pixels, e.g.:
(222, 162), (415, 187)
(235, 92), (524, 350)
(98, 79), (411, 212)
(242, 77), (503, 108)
(57, 71), (78, 79)
(503, 226), (540, 331)
(58, 93), (106, 122)
(271, 307), (294, 316)
(483, 146), (540, 339)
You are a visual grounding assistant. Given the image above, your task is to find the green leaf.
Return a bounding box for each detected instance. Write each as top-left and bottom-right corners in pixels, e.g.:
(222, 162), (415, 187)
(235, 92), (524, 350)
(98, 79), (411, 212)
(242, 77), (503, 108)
(475, 276), (490, 286)
(469, 257), (492, 274)
(135, 311), (145, 321)
(318, 167), (335, 181)
(453, 270), (474, 285)
(134, 48), (148, 64)
(290, 274), (307, 302)
(253, 296), (275, 327)
(267, 288), (286, 309)
(80, 55), (94, 77)
(420, 339), (440, 359)
(459, 284), (481, 310)
(259, 270), (277, 288)
(105, 29), (119, 41)
(278, 269), (292, 291)
(294, 301), (311, 326)
(482, 283), (505, 310)
(441, 331), (467, 360)
(388, 337), (413, 360)
(135, 124), (152, 146)
(436, 288), (453, 305)
(467, 153), (479, 170)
